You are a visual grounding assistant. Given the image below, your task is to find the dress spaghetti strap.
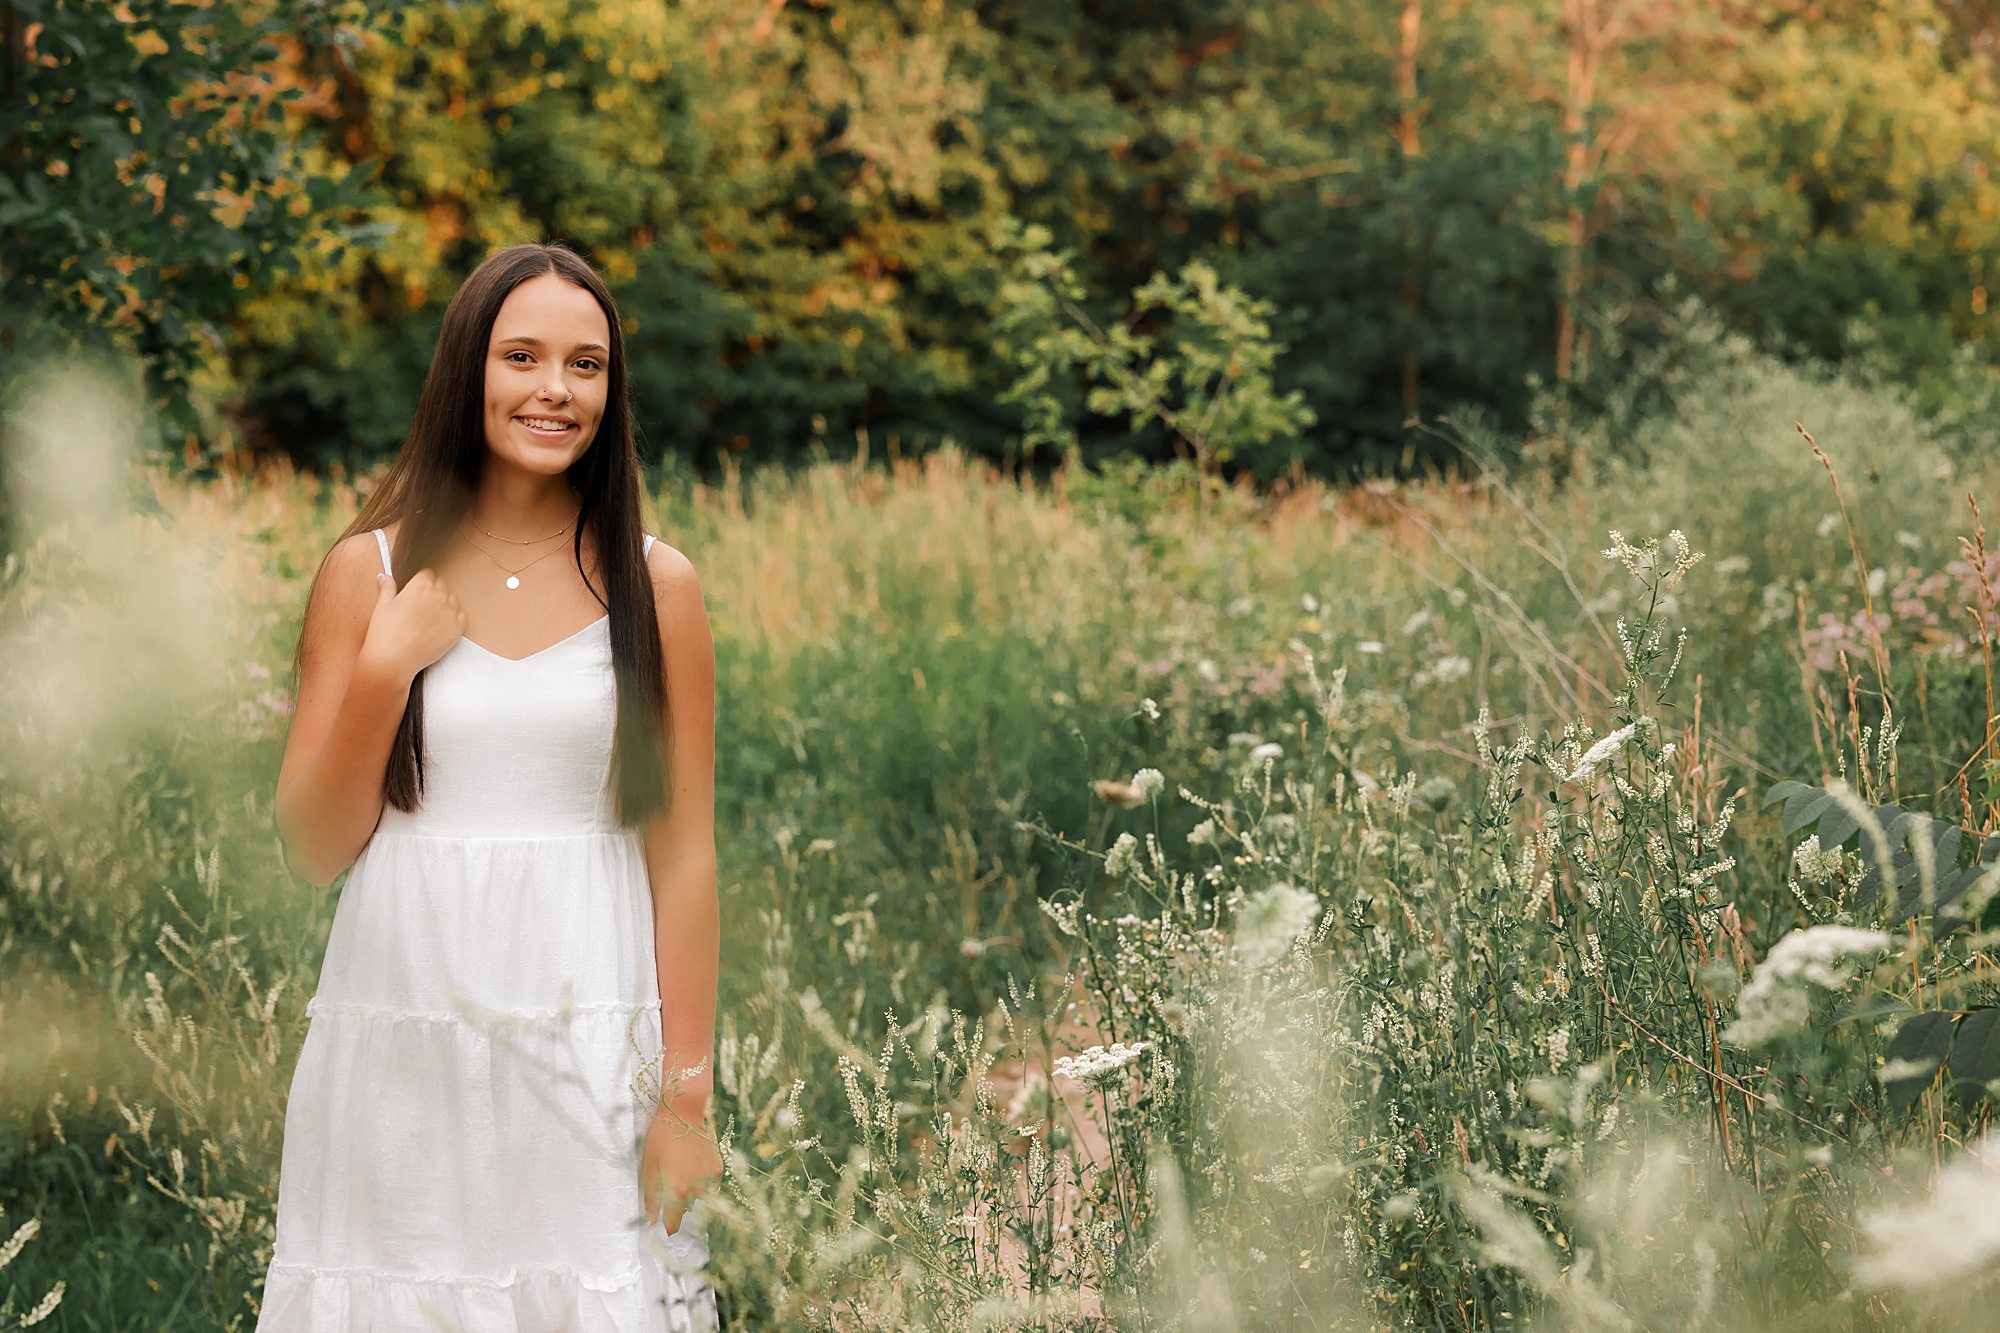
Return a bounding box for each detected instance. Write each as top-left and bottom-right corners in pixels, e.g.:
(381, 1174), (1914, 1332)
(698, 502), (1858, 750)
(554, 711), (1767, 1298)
(372, 529), (393, 580)
(643, 534), (655, 559)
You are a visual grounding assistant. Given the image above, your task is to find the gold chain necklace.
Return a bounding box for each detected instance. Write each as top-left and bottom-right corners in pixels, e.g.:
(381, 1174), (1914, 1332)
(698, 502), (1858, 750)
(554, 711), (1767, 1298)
(459, 529), (572, 590)
(469, 505), (581, 546)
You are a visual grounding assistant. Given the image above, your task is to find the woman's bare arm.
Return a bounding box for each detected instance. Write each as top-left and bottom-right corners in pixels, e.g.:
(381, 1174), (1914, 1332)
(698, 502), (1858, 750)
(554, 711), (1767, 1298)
(639, 539), (721, 1231)
(276, 532), (466, 887)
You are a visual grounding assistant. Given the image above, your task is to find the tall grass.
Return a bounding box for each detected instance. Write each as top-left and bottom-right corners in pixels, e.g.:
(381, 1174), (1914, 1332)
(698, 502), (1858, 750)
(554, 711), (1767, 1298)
(4, 343), (2000, 1329)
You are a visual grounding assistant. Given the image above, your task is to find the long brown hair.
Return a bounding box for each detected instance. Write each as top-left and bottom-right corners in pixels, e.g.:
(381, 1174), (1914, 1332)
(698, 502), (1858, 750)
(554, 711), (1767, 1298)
(301, 243), (669, 825)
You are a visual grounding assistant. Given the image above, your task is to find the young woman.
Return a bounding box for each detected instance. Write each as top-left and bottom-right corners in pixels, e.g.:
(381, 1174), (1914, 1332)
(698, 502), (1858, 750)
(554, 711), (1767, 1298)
(261, 243), (721, 1331)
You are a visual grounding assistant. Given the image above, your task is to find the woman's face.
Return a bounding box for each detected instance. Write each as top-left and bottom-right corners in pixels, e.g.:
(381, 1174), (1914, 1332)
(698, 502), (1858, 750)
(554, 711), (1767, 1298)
(482, 272), (613, 477)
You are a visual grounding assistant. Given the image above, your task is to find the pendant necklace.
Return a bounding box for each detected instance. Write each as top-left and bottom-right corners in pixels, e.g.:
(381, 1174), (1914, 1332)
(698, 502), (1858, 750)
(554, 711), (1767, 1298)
(460, 529), (572, 590)
(471, 505), (579, 547)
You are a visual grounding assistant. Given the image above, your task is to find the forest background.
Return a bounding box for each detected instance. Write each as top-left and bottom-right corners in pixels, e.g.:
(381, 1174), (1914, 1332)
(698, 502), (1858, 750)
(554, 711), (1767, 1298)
(19, 2), (2000, 1332)
(15, 0), (2000, 476)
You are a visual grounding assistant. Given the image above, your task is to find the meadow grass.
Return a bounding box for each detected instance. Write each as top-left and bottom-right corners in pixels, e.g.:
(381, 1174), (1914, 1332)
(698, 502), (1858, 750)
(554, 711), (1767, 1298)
(6, 345), (2000, 1329)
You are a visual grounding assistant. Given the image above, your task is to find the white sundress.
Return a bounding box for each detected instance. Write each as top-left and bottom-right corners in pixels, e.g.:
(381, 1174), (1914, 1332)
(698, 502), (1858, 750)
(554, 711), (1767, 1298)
(259, 530), (713, 1333)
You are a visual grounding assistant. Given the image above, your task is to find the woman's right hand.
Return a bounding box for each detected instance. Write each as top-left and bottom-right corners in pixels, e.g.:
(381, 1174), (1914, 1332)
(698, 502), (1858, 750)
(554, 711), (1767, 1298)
(356, 570), (467, 687)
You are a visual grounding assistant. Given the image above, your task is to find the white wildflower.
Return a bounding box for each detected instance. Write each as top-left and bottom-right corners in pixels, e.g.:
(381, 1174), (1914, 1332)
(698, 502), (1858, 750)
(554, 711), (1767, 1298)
(1566, 725), (1636, 784)
(1358, 640), (1384, 654)
(1197, 659), (1220, 682)
(1236, 883), (1320, 965)
(1228, 596), (1255, 617)
(0, 1217), (39, 1267)
(1724, 926), (1890, 1049)
(1431, 655), (1472, 684)
(1301, 593), (1318, 612)
(21, 1282), (63, 1328)
(1104, 832), (1139, 879)
(1817, 512), (1841, 538)
(1130, 768), (1165, 801)
(1855, 1132), (2000, 1289)
(1791, 834), (1844, 886)
(1546, 1026), (1570, 1066)
(1715, 554), (1751, 575)
(1248, 742), (1283, 764)
(1139, 697), (1161, 720)
(1896, 530), (1924, 550)
(1401, 608), (1431, 637)
(1867, 567), (1888, 598)
(1187, 818), (1217, 846)
(806, 838), (837, 855)
(1053, 1042), (1150, 1088)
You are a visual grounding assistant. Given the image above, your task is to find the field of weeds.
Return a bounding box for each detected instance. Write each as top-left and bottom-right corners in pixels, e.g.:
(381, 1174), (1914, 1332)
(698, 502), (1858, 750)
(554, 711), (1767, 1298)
(9, 345), (2000, 1330)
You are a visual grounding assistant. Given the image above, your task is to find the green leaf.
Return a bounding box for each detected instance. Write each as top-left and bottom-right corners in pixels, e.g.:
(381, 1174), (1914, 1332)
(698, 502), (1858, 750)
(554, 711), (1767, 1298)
(1884, 1011), (1953, 1113)
(1856, 851), (1916, 907)
(1764, 780), (1809, 809)
(1783, 789), (1835, 835)
(1949, 1009), (2000, 1110)
(1817, 802), (1863, 851)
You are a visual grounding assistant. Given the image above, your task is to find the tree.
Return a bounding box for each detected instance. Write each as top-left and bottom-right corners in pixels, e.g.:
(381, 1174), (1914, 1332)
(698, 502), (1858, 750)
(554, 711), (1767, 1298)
(0, 0), (377, 455)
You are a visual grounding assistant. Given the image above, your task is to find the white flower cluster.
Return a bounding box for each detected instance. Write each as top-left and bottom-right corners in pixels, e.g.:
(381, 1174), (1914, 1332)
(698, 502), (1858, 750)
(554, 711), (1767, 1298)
(1053, 1041), (1151, 1086)
(1130, 768), (1165, 800)
(1791, 834), (1845, 886)
(1724, 925), (1890, 1049)
(1236, 883), (1321, 965)
(1566, 724), (1636, 784)
(1104, 832), (1139, 878)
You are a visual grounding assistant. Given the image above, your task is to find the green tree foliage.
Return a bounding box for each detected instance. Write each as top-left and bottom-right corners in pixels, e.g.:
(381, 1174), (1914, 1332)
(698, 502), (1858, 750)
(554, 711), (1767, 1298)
(203, 0), (2000, 471)
(0, 0), (376, 451)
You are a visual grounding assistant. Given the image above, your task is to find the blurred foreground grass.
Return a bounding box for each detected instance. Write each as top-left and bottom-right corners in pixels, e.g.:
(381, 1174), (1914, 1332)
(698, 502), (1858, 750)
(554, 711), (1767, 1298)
(7, 339), (2000, 1329)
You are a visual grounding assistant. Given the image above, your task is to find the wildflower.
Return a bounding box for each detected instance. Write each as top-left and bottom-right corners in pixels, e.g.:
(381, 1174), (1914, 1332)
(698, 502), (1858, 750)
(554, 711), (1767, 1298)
(1228, 596), (1255, 617)
(1401, 608), (1431, 636)
(1197, 659), (1220, 681)
(1358, 640), (1384, 654)
(1724, 925), (1889, 1049)
(1248, 742), (1283, 764)
(1791, 834), (1844, 886)
(1053, 1042), (1150, 1088)
(958, 938), (987, 959)
(0, 1217), (40, 1267)
(1139, 697), (1160, 720)
(1186, 818), (1217, 846)
(1104, 832), (1139, 878)
(1565, 725), (1636, 784)
(1817, 512), (1841, 537)
(1130, 768), (1165, 801)
(1236, 883), (1320, 964)
(1897, 530), (1924, 550)
(806, 838), (837, 855)
(1546, 1026), (1570, 1066)
(21, 1282), (63, 1327)
(1855, 1132), (2000, 1289)
(1431, 655), (1472, 684)
(1301, 593), (1318, 612)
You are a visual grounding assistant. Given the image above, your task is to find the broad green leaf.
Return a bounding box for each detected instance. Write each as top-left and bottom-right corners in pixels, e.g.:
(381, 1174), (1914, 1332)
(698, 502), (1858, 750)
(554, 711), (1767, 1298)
(1950, 1009), (2000, 1110)
(1783, 789), (1835, 835)
(1884, 1011), (1953, 1113)
(1764, 780), (1809, 809)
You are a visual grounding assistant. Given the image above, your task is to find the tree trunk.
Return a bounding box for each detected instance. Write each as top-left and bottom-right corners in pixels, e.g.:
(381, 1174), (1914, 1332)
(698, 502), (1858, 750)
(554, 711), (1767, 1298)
(1398, 0), (1422, 415)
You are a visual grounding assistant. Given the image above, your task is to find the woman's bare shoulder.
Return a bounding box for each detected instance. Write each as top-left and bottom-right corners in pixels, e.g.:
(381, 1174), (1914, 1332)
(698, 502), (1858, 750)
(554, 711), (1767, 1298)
(644, 537), (702, 594)
(309, 528), (394, 624)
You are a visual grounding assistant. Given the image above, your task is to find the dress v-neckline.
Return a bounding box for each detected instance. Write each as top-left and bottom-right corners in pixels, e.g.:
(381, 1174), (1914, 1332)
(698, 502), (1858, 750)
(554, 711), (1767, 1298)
(457, 615), (608, 664)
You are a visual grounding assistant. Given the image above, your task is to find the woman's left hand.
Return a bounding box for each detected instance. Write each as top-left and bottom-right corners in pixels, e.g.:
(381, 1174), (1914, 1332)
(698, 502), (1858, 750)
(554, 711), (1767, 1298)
(641, 1112), (723, 1236)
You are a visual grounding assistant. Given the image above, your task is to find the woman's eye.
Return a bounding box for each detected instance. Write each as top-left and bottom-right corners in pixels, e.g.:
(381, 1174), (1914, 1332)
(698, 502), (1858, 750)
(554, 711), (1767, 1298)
(506, 351), (533, 365)
(575, 359), (601, 373)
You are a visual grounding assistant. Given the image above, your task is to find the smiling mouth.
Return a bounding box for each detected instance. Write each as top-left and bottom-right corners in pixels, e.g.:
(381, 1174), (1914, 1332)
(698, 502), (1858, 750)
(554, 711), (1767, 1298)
(514, 416), (577, 436)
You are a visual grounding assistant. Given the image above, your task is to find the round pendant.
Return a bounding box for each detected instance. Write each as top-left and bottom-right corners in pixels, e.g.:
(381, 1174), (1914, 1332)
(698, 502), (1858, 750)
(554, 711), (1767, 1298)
(506, 576), (521, 589)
